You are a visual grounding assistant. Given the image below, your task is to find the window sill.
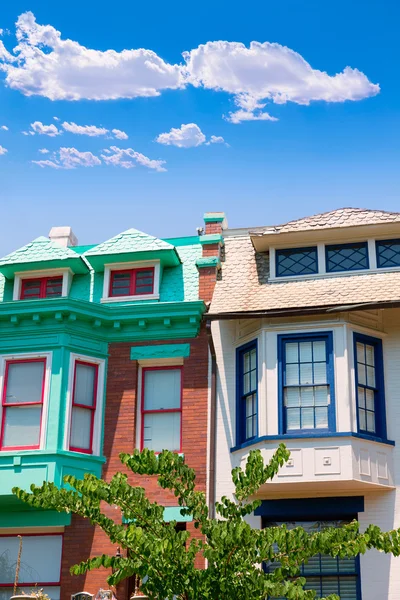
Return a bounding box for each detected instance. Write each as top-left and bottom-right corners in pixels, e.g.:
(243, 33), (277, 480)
(101, 294), (160, 303)
(230, 431), (395, 453)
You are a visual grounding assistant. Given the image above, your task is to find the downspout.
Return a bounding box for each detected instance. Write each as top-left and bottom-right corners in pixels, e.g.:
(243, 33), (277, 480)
(206, 319), (217, 519)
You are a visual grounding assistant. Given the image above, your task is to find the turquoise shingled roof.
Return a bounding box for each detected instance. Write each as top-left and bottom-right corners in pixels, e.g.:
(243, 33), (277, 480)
(84, 228), (175, 256)
(0, 236), (88, 277)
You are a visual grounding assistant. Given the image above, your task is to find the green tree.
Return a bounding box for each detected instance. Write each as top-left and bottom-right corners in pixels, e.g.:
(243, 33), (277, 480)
(12, 445), (400, 600)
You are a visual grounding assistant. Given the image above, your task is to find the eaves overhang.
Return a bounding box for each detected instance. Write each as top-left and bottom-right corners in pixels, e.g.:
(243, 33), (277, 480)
(250, 222), (400, 252)
(83, 248), (181, 272)
(0, 256), (89, 278)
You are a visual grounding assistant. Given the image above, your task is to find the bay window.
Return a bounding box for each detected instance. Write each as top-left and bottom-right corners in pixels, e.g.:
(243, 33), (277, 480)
(236, 341), (258, 444)
(69, 361), (99, 454)
(354, 333), (386, 438)
(141, 367), (182, 452)
(279, 333), (335, 434)
(0, 358), (46, 450)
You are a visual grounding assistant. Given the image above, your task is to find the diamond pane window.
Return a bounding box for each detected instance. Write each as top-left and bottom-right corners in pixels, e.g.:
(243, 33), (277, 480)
(376, 239), (400, 268)
(280, 334), (335, 433)
(276, 247), (318, 277)
(326, 242), (368, 273)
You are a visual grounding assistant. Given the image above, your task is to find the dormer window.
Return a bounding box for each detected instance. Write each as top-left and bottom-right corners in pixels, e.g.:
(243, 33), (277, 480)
(20, 276), (63, 300)
(110, 267), (154, 298)
(326, 242), (369, 273)
(102, 261), (160, 302)
(276, 247), (318, 277)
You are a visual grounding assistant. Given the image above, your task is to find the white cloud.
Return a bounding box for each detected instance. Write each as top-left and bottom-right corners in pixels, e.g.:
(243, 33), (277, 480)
(39, 148), (49, 154)
(32, 146), (101, 169)
(101, 146), (166, 171)
(112, 128), (128, 140)
(62, 121), (108, 137)
(225, 94), (279, 124)
(0, 145), (7, 155)
(53, 116), (59, 121)
(156, 123), (206, 148)
(0, 13), (380, 122)
(30, 121), (61, 136)
(156, 123), (228, 148)
(0, 11), (183, 100)
(184, 41), (380, 118)
(0, 125), (8, 131)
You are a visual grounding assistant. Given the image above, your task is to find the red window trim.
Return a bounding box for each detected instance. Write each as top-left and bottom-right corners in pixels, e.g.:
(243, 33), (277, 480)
(140, 365), (183, 453)
(20, 276), (63, 300)
(0, 532), (63, 587)
(109, 267), (155, 298)
(0, 358), (46, 451)
(69, 360), (99, 454)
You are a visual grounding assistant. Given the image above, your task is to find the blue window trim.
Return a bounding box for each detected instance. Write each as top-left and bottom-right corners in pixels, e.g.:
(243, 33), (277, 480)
(353, 332), (387, 440)
(278, 331), (336, 435)
(376, 238), (400, 269)
(236, 339), (258, 445)
(325, 241), (369, 273)
(275, 246), (318, 278)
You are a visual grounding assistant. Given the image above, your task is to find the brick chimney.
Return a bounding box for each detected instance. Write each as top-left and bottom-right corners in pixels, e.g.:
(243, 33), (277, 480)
(48, 226), (78, 247)
(197, 212), (227, 303)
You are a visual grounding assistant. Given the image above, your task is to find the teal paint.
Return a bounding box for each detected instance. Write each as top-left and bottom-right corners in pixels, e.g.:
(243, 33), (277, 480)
(203, 212), (226, 223)
(196, 256), (221, 268)
(130, 343), (190, 360)
(122, 506), (192, 524)
(163, 236), (199, 247)
(199, 234), (223, 245)
(85, 249), (180, 272)
(0, 509), (71, 528)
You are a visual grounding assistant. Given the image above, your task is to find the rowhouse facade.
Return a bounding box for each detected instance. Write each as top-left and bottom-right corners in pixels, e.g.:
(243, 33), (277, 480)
(0, 214), (224, 600)
(208, 208), (400, 600)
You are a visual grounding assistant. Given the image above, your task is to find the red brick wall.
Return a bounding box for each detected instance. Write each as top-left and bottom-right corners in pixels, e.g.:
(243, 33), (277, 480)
(61, 330), (209, 600)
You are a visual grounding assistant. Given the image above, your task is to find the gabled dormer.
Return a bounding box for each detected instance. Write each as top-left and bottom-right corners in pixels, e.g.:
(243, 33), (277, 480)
(83, 228), (181, 303)
(0, 228), (87, 301)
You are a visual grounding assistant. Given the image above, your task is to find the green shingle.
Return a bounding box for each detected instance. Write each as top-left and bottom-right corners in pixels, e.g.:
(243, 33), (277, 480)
(84, 229), (175, 256)
(0, 237), (88, 277)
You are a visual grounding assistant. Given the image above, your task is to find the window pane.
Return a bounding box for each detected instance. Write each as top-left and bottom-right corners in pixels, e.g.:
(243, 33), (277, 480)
(70, 406), (92, 450)
(357, 362), (366, 385)
(143, 412), (180, 452)
(313, 341), (326, 362)
(250, 348), (257, 370)
(285, 387), (299, 407)
(243, 372), (250, 394)
(365, 344), (375, 366)
(285, 363), (299, 385)
(2, 406), (41, 447)
(299, 342), (312, 363)
(285, 343), (298, 363)
(135, 269), (154, 294)
(276, 247), (318, 277)
(244, 351), (250, 373)
(356, 342), (365, 364)
(357, 387), (365, 408)
(111, 272), (131, 296)
(315, 386), (329, 405)
(74, 363), (96, 407)
(366, 365), (376, 388)
(365, 389), (375, 411)
(315, 406), (328, 428)
(300, 362), (313, 385)
(301, 407), (314, 429)
(144, 369), (181, 410)
(21, 279), (41, 299)
(5, 361), (44, 404)
(313, 362), (327, 384)
(0, 535), (62, 584)
(286, 408), (300, 430)
(46, 278), (63, 297)
(326, 242), (368, 273)
(377, 239), (400, 268)
(366, 411), (376, 433)
(359, 408), (366, 430)
(300, 387), (314, 407)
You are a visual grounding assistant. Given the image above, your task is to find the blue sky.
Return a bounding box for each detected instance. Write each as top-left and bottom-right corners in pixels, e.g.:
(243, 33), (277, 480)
(0, 0), (399, 256)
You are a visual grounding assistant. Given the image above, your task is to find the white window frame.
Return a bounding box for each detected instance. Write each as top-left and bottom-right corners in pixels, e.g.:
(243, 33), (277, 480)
(0, 351), (53, 451)
(13, 268), (73, 301)
(101, 260), (160, 303)
(64, 353), (105, 456)
(269, 237), (400, 283)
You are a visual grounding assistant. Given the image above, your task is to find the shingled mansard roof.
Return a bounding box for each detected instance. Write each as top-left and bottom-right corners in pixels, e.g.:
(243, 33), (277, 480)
(210, 208), (400, 315)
